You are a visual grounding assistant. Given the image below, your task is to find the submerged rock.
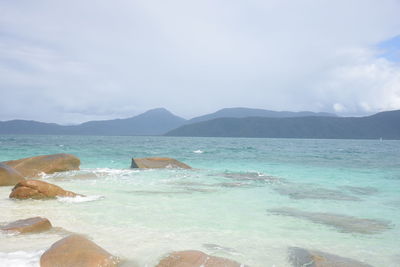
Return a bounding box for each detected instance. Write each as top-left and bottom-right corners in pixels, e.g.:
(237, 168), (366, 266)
(2, 153), (80, 178)
(268, 207), (391, 234)
(274, 185), (360, 201)
(0, 163), (24, 186)
(9, 180), (81, 199)
(339, 186), (379, 196)
(131, 157), (191, 169)
(40, 234), (119, 267)
(288, 247), (373, 267)
(1, 217), (52, 234)
(156, 250), (242, 267)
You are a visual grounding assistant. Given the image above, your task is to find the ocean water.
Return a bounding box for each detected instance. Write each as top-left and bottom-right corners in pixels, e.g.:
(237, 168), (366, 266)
(0, 135), (399, 267)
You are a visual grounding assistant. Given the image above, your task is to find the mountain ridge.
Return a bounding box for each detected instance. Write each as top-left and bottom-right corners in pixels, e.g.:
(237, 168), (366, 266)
(166, 110), (400, 140)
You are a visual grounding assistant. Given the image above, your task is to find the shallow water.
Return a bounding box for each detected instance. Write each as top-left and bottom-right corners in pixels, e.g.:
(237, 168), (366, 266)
(0, 135), (399, 266)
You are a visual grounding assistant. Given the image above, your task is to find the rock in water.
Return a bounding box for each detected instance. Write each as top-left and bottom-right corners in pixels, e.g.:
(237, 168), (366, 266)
(2, 153), (80, 177)
(268, 207), (391, 234)
(9, 180), (81, 199)
(288, 247), (373, 267)
(1, 217), (52, 234)
(0, 163), (24, 186)
(156, 250), (242, 267)
(40, 234), (119, 267)
(131, 157), (191, 169)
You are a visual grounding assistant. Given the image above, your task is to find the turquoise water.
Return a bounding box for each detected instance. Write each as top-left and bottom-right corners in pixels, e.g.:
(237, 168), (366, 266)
(0, 135), (399, 266)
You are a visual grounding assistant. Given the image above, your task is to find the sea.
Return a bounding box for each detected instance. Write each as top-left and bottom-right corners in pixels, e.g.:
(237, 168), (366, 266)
(0, 135), (399, 267)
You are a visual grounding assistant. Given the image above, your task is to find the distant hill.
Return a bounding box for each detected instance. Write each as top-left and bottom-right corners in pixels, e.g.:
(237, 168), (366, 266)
(187, 107), (336, 124)
(166, 110), (400, 140)
(0, 108), (186, 136)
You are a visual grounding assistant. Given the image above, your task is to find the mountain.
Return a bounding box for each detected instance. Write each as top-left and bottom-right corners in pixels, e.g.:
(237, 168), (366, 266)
(166, 110), (400, 140)
(0, 108), (186, 136)
(71, 108), (186, 135)
(187, 107), (336, 124)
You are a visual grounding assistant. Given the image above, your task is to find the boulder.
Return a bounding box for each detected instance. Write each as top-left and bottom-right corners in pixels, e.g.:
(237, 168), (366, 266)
(1, 217), (52, 234)
(131, 157), (191, 169)
(9, 180), (81, 199)
(2, 153), (80, 178)
(0, 163), (24, 186)
(288, 247), (373, 267)
(156, 250), (242, 267)
(40, 234), (119, 267)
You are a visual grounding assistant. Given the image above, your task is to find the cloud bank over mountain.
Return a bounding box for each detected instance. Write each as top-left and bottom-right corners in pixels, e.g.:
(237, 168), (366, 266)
(1, 0), (399, 123)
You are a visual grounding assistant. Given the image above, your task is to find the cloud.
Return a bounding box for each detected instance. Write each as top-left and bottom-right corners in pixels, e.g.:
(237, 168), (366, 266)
(0, 0), (400, 123)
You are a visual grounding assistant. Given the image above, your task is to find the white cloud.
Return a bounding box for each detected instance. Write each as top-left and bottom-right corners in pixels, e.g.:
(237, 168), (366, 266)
(0, 0), (400, 123)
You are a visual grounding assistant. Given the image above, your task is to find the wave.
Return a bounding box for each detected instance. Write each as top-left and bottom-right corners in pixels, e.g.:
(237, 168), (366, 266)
(56, 195), (104, 203)
(0, 250), (44, 267)
(193, 150), (204, 154)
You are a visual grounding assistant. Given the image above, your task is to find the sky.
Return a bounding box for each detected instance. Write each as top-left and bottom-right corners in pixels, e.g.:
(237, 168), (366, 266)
(1, 0), (400, 124)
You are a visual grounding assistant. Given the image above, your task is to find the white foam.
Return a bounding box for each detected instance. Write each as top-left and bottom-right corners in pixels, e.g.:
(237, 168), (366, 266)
(0, 250), (43, 267)
(56, 195), (104, 203)
(193, 150), (204, 154)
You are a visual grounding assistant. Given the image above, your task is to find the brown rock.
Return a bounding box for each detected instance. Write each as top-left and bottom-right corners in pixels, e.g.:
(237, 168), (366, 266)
(1, 217), (52, 234)
(0, 163), (24, 186)
(2, 153), (80, 178)
(40, 234), (119, 267)
(131, 157), (191, 169)
(9, 180), (81, 199)
(156, 250), (242, 267)
(288, 247), (373, 267)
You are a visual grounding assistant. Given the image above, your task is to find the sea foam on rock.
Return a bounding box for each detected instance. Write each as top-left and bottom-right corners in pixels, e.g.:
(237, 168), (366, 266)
(2, 153), (80, 178)
(131, 157), (191, 169)
(288, 247), (373, 267)
(1, 217), (52, 234)
(156, 250), (243, 267)
(40, 234), (119, 267)
(0, 162), (24, 186)
(9, 180), (81, 200)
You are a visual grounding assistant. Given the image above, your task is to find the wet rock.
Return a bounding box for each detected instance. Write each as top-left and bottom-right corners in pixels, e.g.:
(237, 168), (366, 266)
(268, 207), (391, 234)
(9, 180), (81, 199)
(156, 250), (242, 267)
(274, 185), (360, 201)
(0, 163), (24, 186)
(40, 234), (119, 267)
(1, 217), (52, 234)
(131, 157), (191, 169)
(288, 247), (373, 267)
(2, 153), (80, 178)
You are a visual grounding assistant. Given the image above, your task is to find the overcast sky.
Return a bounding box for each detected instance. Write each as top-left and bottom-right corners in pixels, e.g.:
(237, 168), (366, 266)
(1, 0), (400, 124)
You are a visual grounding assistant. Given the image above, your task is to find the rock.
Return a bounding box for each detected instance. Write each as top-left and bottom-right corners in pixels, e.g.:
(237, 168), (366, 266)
(1, 217), (52, 234)
(9, 180), (81, 199)
(288, 247), (373, 267)
(0, 163), (24, 186)
(2, 153), (80, 178)
(156, 250), (242, 267)
(40, 234), (119, 267)
(268, 207), (391, 234)
(131, 157), (191, 169)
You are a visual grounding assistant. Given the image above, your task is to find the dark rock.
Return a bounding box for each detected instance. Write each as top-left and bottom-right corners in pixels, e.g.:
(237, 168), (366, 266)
(0, 163), (24, 186)
(2, 153), (80, 178)
(131, 157), (191, 169)
(288, 247), (373, 267)
(268, 207), (391, 234)
(9, 180), (81, 199)
(1, 217), (52, 234)
(40, 234), (119, 267)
